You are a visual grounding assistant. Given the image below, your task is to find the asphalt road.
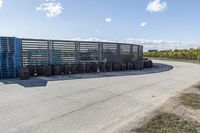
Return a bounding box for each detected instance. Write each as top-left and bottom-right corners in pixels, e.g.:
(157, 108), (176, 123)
(1, 60), (200, 133)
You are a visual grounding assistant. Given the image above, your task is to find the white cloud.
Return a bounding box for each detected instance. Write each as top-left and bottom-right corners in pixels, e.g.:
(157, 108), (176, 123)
(36, 0), (64, 17)
(66, 37), (111, 42)
(105, 18), (112, 23)
(66, 37), (200, 51)
(0, 0), (3, 8)
(140, 22), (147, 27)
(146, 0), (167, 12)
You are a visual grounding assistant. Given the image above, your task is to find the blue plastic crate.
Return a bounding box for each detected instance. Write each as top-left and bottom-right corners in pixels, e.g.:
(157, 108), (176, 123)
(8, 38), (14, 53)
(1, 65), (8, 68)
(7, 61), (14, 64)
(1, 72), (16, 78)
(15, 38), (22, 53)
(0, 37), (22, 78)
(1, 72), (8, 78)
(0, 37), (1, 53)
(8, 66), (15, 69)
(0, 37), (8, 53)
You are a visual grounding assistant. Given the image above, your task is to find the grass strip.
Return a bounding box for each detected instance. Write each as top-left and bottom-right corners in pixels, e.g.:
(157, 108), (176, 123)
(181, 93), (200, 109)
(135, 113), (200, 133)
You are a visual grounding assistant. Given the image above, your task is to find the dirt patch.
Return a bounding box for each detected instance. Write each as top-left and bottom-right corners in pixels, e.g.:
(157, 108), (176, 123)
(181, 93), (200, 109)
(161, 88), (200, 125)
(134, 113), (200, 133)
(132, 83), (200, 133)
(193, 83), (200, 91)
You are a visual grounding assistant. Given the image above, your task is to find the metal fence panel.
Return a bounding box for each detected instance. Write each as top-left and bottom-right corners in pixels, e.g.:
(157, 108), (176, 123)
(21, 38), (142, 66)
(22, 39), (49, 66)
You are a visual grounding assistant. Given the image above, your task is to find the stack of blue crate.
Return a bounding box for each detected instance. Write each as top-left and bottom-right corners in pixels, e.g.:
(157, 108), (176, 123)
(0, 37), (21, 78)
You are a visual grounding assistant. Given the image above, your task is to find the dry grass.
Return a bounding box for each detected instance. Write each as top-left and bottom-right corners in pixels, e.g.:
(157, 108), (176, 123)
(132, 83), (200, 133)
(135, 113), (200, 133)
(181, 93), (200, 109)
(193, 84), (200, 90)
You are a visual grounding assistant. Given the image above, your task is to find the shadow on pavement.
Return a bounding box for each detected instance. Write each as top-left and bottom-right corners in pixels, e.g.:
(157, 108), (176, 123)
(0, 63), (173, 88)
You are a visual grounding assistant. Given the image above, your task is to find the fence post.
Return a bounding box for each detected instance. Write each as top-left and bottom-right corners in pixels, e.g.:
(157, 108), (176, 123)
(19, 39), (23, 68)
(98, 42), (103, 64)
(117, 44), (121, 62)
(137, 46), (140, 62)
(130, 45), (133, 62)
(75, 42), (80, 64)
(47, 41), (50, 65)
(47, 40), (54, 65)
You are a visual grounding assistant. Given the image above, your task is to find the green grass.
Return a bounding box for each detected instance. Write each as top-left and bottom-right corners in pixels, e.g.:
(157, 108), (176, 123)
(135, 113), (200, 133)
(181, 93), (200, 109)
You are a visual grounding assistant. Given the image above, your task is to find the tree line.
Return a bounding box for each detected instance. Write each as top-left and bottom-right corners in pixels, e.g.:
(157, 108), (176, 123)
(144, 48), (200, 61)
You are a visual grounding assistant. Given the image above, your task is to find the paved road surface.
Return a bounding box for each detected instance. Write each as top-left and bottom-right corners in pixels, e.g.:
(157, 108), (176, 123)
(0, 60), (200, 133)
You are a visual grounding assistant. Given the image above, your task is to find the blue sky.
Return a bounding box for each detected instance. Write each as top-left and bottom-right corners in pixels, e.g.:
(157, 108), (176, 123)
(0, 0), (200, 50)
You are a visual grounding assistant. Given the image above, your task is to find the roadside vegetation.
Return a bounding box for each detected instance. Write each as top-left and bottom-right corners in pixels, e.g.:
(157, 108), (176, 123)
(133, 82), (200, 133)
(194, 84), (200, 90)
(181, 93), (200, 109)
(135, 113), (200, 133)
(144, 48), (200, 63)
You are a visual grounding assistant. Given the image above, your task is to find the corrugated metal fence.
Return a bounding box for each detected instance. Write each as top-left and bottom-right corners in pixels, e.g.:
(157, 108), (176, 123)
(21, 38), (142, 66)
(0, 37), (143, 78)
